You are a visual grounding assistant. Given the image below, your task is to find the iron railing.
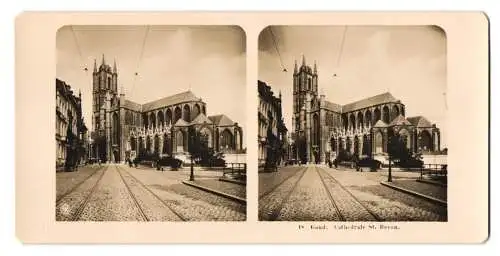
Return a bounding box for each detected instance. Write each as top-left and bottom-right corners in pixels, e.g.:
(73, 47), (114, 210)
(222, 163), (247, 178)
(419, 164), (447, 179)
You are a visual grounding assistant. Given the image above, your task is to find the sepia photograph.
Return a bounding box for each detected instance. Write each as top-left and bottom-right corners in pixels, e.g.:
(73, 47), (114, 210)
(258, 25), (448, 221)
(15, 11), (488, 244)
(55, 25), (247, 221)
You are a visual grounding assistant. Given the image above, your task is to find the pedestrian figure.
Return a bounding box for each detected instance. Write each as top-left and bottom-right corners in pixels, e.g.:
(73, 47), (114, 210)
(353, 155), (360, 172)
(334, 158), (338, 169)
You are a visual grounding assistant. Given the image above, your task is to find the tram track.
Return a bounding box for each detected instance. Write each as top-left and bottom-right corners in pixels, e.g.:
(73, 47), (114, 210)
(69, 165), (107, 221)
(115, 165), (149, 221)
(267, 167), (308, 221)
(259, 166), (307, 200)
(314, 166), (346, 221)
(56, 165), (105, 204)
(115, 165), (186, 221)
(317, 166), (382, 221)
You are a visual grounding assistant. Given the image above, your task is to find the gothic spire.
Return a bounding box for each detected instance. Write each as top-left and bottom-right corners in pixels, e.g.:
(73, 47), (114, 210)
(294, 59), (298, 73)
(101, 54), (105, 66)
(302, 54), (306, 66)
(113, 58), (117, 73)
(93, 58), (97, 72)
(314, 60), (317, 74)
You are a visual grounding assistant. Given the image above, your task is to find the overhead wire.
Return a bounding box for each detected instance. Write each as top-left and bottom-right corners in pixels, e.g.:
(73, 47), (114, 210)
(336, 26), (348, 67)
(70, 25), (92, 132)
(333, 26), (348, 77)
(130, 25), (150, 96)
(269, 27), (287, 72)
(71, 26), (88, 73)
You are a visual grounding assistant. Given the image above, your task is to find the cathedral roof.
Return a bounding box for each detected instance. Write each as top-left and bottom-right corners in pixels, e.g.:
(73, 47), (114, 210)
(208, 114), (235, 126)
(174, 118), (190, 127)
(323, 100), (342, 112)
(389, 115), (413, 126)
(342, 92), (400, 113)
(123, 99), (142, 112)
(191, 113), (213, 125)
(373, 120), (388, 128)
(406, 116), (433, 128)
(142, 91), (202, 112)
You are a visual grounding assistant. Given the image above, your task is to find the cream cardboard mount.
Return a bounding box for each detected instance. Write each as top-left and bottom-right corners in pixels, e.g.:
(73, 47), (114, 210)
(15, 11), (489, 244)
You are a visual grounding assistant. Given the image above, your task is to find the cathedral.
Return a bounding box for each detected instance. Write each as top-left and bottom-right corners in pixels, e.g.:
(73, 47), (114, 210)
(292, 56), (442, 164)
(90, 55), (244, 163)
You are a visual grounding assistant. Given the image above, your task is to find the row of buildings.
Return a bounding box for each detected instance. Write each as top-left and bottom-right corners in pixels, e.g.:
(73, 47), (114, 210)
(257, 80), (288, 169)
(56, 79), (89, 170)
(258, 56), (443, 166)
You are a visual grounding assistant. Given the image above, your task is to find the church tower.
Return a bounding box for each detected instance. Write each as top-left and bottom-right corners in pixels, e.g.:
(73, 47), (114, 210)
(92, 54), (119, 162)
(292, 55), (318, 163)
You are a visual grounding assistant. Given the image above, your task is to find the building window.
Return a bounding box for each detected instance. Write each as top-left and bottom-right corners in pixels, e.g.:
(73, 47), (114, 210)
(176, 130), (184, 152)
(375, 132), (383, 153)
(220, 129), (233, 150)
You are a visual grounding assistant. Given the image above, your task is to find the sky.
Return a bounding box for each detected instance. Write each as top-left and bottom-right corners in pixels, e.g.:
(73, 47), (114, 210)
(259, 25), (448, 149)
(57, 25), (247, 147)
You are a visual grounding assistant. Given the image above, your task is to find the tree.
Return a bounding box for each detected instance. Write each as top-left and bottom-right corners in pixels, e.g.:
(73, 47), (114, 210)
(441, 148), (448, 155)
(337, 148), (352, 162)
(65, 131), (76, 171)
(388, 134), (408, 163)
(187, 126), (225, 167)
(188, 126), (228, 180)
(188, 126), (206, 163)
(265, 128), (278, 170)
(388, 131), (423, 168)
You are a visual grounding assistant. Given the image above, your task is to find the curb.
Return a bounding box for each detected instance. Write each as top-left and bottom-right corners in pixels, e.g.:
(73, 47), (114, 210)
(380, 181), (447, 207)
(416, 179), (447, 188)
(182, 181), (246, 204)
(219, 177), (246, 186)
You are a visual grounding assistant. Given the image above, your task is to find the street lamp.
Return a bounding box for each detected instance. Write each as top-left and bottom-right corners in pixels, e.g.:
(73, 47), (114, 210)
(388, 150), (392, 182)
(189, 131), (195, 181)
(388, 135), (392, 182)
(189, 153), (194, 181)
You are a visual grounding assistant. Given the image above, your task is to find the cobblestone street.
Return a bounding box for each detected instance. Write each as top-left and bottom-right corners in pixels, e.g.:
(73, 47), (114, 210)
(56, 164), (246, 221)
(259, 165), (447, 221)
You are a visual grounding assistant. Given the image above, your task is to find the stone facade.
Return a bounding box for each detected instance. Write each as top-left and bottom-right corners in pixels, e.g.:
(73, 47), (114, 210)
(56, 79), (88, 169)
(91, 56), (244, 163)
(258, 80), (287, 167)
(292, 56), (441, 164)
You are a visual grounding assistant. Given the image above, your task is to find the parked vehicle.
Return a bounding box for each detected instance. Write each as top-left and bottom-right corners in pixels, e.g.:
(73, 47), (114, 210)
(158, 156), (183, 169)
(357, 158), (382, 171)
(398, 158), (424, 168)
(286, 159), (300, 165)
